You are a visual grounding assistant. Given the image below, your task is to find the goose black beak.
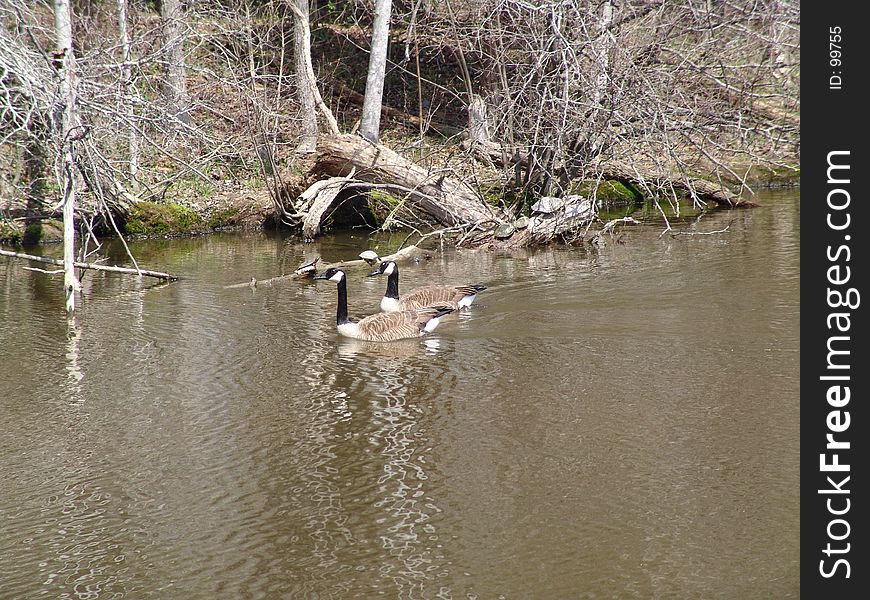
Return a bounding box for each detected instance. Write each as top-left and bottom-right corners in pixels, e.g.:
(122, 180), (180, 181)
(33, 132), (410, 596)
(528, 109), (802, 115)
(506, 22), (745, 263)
(313, 273), (328, 280)
(368, 267), (382, 277)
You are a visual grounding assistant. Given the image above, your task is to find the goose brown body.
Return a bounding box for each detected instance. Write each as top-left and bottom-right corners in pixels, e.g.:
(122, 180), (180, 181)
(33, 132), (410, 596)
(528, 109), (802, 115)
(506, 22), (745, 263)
(338, 304), (455, 341)
(370, 261), (487, 312)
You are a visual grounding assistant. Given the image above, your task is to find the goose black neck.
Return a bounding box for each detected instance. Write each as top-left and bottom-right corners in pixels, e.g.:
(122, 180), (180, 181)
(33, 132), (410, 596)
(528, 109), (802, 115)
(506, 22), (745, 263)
(385, 270), (399, 300)
(335, 277), (350, 325)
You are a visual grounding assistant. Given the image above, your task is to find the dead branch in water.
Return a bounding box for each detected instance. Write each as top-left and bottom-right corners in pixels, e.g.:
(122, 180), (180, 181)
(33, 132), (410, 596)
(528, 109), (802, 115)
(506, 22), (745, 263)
(591, 217), (641, 243)
(0, 249), (179, 281)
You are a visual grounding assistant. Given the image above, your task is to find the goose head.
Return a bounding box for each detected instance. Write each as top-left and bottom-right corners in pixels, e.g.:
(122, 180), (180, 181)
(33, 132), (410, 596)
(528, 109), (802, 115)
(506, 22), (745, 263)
(368, 260), (397, 277)
(314, 267), (346, 283)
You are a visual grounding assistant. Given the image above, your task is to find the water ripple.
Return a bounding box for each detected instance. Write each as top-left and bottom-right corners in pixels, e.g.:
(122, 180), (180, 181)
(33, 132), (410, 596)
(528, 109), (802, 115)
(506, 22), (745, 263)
(1, 193), (800, 598)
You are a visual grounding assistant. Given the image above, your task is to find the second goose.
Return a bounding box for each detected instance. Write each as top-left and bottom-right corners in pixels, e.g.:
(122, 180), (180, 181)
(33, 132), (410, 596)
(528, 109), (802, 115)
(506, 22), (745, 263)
(314, 267), (455, 341)
(369, 260), (487, 312)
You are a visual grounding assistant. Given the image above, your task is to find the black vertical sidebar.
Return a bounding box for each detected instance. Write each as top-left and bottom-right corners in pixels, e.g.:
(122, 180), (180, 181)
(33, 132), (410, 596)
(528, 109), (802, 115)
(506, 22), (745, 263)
(801, 3), (867, 598)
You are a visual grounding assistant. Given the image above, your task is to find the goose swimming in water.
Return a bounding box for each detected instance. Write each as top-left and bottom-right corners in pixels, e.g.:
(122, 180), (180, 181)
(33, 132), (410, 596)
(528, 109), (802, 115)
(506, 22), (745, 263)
(369, 260), (487, 312)
(314, 267), (455, 341)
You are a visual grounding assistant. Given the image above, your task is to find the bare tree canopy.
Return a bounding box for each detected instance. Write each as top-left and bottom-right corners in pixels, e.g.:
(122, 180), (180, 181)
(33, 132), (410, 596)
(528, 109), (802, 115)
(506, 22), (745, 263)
(1, 0), (799, 252)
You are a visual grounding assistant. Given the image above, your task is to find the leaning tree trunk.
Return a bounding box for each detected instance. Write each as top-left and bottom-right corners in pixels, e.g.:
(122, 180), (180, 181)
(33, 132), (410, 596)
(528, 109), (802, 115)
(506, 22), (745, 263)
(293, 0), (318, 152)
(287, 1), (339, 135)
(312, 134), (505, 227)
(360, 0), (392, 143)
(53, 0), (80, 312)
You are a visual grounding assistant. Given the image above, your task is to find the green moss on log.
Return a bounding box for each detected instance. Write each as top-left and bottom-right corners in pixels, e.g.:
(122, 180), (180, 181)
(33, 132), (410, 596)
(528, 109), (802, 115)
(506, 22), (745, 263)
(575, 180), (641, 202)
(368, 189), (402, 223)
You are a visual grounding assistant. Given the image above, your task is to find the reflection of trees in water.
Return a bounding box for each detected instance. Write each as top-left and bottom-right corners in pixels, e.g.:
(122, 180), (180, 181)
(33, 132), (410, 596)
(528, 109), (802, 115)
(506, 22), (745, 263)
(303, 336), (454, 596)
(0, 313), (128, 598)
(367, 352), (451, 596)
(291, 340), (358, 593)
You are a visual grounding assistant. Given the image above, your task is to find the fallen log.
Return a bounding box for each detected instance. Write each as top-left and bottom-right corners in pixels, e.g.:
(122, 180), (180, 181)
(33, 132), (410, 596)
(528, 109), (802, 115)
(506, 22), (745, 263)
(598, 162), (755, 208)
(525, 199), (596, 242)
(475, 198), (596, 248)
(0, 248), (179, 280)
(297, 173), (369, 239)
(299, 135), (751, 249)
(312, 134), (507, 229)
(294, 174), (419, 240)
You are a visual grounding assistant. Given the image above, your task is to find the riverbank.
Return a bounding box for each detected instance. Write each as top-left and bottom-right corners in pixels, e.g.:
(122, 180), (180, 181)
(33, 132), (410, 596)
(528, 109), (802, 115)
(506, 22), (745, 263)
(1, 171), (798, 249)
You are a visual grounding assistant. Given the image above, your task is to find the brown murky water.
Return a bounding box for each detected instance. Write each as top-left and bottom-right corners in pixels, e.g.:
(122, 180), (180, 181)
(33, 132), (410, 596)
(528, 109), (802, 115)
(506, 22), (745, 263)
(0, 191), (799, 598)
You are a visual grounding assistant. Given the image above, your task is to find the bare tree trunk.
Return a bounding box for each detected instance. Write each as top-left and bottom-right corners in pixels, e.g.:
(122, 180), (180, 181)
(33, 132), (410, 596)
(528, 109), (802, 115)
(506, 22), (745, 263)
(360, 0), (392, 143)
(117, 0), (139, 181)
(588, 1), (613, 158)
(467, 95), (490, 144)
(294, 0), (318, 153)
(161, 0), (189, 124)
(53, 0), (80, 312)
(569, 0), (613, 168)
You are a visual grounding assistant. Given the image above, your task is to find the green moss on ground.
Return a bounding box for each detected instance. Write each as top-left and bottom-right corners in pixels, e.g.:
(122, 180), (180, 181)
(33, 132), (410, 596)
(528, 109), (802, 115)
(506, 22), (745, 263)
(206, 207), (241, 229)
(0, 219), (65, 246)
(0, 220), (22, 246)
(125, 202), (205, 236)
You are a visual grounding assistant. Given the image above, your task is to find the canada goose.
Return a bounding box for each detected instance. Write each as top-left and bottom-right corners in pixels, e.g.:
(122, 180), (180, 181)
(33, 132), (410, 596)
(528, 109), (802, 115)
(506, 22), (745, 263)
(314, 267), (455, 341)
(369, 261), (487, 312)
(359, 250), (381, 266)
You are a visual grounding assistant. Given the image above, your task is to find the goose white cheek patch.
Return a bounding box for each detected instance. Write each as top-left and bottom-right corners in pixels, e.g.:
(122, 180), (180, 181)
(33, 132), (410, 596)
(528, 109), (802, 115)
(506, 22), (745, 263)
(329, 271), (345, 283)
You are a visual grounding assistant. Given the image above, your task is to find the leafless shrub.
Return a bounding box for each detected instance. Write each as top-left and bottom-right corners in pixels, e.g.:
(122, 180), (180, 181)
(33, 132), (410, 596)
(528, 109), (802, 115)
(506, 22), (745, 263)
(421, 0), (799, 208)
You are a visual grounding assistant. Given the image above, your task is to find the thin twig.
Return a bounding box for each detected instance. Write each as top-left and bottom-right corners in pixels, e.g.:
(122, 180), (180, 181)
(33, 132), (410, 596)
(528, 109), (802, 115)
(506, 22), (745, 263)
(669, 221), (733, 237)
